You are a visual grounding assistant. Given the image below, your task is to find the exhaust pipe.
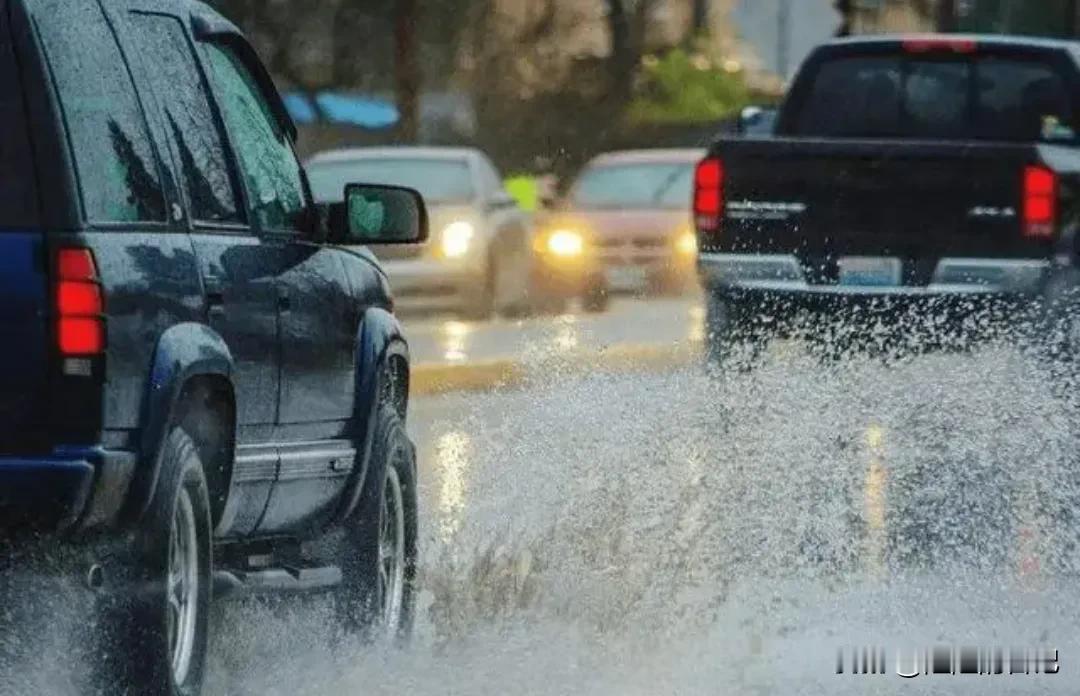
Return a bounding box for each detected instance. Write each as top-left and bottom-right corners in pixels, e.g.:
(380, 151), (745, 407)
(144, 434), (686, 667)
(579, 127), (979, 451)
(85, 563), (105, 591)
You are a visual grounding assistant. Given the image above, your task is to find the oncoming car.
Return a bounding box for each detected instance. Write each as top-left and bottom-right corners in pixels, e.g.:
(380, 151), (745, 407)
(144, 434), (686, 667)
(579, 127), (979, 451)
(307, 147), (536, 319)
(541, 149), (703, 298)
(0, 1), (425, 694)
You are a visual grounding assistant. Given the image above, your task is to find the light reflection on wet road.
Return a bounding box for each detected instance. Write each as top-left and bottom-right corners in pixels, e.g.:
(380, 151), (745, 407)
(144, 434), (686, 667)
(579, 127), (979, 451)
(403, 296), (704, 366)
(395, 342), (1080, 695)
(6, 309), (1080, 696)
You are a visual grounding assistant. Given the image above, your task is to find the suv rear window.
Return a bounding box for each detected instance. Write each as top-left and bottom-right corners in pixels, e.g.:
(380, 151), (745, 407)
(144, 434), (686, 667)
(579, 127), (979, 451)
(0, 0), (38, 228)
(794, 53), (1075, 143)
(36, 0), (166, 224)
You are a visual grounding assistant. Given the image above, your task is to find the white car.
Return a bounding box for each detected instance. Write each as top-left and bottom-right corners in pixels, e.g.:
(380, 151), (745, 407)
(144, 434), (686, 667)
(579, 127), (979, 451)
(308, 146), (534, 319)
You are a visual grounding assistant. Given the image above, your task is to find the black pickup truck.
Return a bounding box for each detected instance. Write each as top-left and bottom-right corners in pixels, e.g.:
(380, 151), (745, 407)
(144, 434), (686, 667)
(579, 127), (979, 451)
(695, 35), (1080, 360)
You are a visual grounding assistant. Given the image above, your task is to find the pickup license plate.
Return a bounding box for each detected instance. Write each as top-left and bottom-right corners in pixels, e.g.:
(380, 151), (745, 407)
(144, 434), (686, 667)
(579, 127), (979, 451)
(838, 257), (902, 287)
(606, 266), (648, 290)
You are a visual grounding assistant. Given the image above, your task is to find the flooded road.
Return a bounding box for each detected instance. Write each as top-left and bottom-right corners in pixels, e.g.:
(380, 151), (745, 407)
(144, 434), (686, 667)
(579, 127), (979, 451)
(202, 344), (1080, 695)
(5, 339), (1080, 695)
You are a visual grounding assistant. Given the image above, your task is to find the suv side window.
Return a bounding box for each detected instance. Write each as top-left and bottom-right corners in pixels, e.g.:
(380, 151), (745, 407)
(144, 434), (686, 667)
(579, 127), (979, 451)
(35, 0), (166, 224)
(202, 43), (306, 233)
(127, 13), (243, 225)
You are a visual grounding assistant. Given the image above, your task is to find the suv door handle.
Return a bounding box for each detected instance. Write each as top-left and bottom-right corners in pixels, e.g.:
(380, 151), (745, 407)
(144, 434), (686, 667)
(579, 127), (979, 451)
(204, 276), (224, 297)
(203, 277), (225, 317)
(277, 289), (291, 311)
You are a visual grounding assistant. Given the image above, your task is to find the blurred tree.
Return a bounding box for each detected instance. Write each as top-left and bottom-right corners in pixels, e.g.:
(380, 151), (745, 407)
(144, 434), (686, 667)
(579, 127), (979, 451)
(605, 0), (660, 100)
(834, 0), (852, 36)
(955, 0), (1074, 36)
(396, 0), (421, 141)
(691, 0), (709, 35)
(626, 48), (749, 125)
(208, 0), (472, 138)
(937, 0), (958, 31)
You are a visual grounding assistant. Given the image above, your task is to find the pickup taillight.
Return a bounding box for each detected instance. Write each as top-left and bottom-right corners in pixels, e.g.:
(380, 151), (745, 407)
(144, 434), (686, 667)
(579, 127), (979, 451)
(694, 158), (724, 236)
(1022, 165), (1057, 239)
(56, 248), (105, 356)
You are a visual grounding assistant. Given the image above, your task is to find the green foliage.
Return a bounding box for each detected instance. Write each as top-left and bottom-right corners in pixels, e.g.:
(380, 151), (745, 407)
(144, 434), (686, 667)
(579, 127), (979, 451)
(626, 49), (751, 125)
(958, 0), (1073, 37)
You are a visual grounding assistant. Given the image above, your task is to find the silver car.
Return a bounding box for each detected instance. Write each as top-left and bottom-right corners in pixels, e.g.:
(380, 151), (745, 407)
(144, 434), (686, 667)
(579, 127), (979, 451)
(307, 147), (533, 319)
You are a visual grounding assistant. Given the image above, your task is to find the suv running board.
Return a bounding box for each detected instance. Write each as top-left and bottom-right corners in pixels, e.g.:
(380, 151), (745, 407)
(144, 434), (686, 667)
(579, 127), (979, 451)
(213, 564), (343, 599)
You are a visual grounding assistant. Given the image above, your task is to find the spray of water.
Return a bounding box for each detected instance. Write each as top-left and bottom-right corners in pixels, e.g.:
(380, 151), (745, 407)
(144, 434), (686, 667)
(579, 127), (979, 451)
(5, 333), (1080, 695)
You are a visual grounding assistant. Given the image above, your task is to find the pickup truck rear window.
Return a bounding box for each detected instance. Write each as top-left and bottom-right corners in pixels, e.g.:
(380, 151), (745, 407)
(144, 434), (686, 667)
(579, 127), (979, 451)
(795, 54), (1075, 143)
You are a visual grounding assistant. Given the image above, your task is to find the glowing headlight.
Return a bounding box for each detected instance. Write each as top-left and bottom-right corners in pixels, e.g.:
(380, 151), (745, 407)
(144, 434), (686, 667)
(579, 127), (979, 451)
(676, 230), (698, 255)
(441, 221), (475, 258)
(546, 230), (584, 257)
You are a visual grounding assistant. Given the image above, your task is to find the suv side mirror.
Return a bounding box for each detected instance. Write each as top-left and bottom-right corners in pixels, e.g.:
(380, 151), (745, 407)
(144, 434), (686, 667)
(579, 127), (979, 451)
(328, 184), (429, 245)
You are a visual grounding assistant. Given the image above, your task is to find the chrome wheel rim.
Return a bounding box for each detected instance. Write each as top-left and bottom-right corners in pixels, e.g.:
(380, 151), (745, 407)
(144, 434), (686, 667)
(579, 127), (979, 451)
(378, 466), (406, 634)
(168, 488), (199, 684)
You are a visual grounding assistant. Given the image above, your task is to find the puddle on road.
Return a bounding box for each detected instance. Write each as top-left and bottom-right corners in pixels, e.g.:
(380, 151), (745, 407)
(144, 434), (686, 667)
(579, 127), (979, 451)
(7, 338), (1080, 695)
(206, 342), (1080, 695)
(438, 320), (472, 363)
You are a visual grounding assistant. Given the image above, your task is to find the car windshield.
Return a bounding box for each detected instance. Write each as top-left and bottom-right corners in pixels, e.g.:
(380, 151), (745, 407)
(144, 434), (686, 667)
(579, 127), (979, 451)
(307, 158), (475, 204)
(571, 162), (695, 209)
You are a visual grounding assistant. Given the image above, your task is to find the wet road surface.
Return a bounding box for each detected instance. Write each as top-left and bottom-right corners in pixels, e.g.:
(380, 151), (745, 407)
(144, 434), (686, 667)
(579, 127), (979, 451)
(7, 316), (1080, 695)
(202, 340), (1080, 695)
(402, 295), (704, 367)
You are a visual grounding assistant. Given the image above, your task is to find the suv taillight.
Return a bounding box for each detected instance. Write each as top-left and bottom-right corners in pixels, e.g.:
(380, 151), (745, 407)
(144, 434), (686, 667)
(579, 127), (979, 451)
(1022, 165), (1057, 239)
(56, 248), (104, 356)
(694, 158), (724, 236)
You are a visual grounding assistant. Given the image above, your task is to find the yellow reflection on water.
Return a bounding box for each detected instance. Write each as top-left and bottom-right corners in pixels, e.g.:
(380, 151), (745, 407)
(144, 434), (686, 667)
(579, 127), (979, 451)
(553, 314), (580, 352)
(435, 429), (472, 541)
(688, 304), (705, 343)
(863, 423), (887, 579)
(440, 320), (472, 363)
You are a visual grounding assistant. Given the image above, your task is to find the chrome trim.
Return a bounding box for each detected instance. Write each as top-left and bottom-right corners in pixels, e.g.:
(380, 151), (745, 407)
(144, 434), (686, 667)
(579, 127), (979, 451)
(699, 253), (1050, 295)
(930, 258), (1050, 292)
(698, 253), (806, 283)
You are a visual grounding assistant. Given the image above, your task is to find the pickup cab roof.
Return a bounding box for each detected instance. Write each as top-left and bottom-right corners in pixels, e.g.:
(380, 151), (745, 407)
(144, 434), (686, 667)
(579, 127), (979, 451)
(804, 34), (1080, 74)
(824, 33), (1079, 53)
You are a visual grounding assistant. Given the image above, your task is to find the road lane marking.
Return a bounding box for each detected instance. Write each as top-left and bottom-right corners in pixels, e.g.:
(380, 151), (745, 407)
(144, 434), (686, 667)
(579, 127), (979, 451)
(410, 339), (704, 397)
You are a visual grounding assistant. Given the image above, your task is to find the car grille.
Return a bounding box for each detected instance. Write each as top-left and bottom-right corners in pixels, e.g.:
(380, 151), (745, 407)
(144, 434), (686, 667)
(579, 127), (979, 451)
(595, 237), (671, 267)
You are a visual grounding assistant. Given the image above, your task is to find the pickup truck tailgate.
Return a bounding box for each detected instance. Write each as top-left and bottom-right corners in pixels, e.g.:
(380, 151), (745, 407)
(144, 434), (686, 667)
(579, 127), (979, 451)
(711, 139), (1053, 281)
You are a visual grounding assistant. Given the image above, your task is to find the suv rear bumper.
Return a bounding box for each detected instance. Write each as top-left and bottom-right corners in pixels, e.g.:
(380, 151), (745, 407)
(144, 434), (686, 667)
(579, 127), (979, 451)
(0, 447), (136, 533)
(698, 253), (1050, 297)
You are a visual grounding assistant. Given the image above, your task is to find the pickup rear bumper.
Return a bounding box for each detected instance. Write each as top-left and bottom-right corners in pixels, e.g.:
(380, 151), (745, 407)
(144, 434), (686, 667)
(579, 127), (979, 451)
(699, 253), (1050, 297)
(0, 447), (136, 534)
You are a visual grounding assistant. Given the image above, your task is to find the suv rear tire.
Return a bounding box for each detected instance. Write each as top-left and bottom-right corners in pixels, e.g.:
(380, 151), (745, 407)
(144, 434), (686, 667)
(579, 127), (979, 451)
(99, 427), (212, 696)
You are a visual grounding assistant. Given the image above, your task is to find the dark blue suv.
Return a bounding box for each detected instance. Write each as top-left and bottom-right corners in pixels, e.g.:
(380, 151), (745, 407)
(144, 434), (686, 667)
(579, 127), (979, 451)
(0, 1), (427, 693)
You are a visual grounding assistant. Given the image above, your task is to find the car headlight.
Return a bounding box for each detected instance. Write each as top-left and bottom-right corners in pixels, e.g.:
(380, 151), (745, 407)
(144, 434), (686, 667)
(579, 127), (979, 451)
(676, 230), (698, 256)
(441, 221), (475, 259)
(546, 229), (584, 257)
